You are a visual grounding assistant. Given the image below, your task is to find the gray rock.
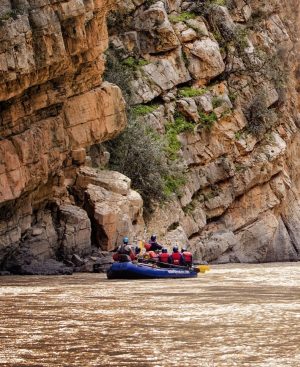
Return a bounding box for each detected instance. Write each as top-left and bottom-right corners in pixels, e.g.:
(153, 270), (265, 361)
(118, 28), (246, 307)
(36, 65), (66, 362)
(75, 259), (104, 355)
(185, 38), (225, 81)
(0, 271), (11, 276)
(11, 259), (73, 275)
(71, 254), (85, 266)
(58, 204), (92, 258)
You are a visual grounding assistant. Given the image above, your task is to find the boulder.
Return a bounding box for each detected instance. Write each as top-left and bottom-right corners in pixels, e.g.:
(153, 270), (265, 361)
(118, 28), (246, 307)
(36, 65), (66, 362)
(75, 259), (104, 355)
(184, 39), (225, 81)
(77, 167), (131, 195)
(58, 204), (92, 258)
(192, 231), (237, 263)
(76, 167), (144, 251)
(17, 259), (73, 275)
(130, 48), (191, 104)
(135, 2), (180, 54)
(84, 184), (144, 250)
(185, 18), (209, 37)
(177, 98), (200, 122)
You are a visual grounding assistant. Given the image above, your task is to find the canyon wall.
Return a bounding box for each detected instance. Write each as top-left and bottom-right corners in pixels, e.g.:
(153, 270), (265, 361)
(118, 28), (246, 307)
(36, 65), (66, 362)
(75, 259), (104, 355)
(0, 0), (144, 274)
(107, 0), (300, 263)
(0, 0), (299, 273)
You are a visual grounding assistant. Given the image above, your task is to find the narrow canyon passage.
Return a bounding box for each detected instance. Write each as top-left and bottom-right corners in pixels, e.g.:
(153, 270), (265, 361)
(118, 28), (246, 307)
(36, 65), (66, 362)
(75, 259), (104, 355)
(0, 264), (299, 367)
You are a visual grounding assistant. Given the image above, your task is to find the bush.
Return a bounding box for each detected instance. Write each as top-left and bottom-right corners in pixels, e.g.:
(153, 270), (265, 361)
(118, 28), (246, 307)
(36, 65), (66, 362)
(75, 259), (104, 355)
(245, 92), (278, 137)
(169, 12), (196, 23)
(103, 48), (134, 104)
(0, 9), (25, 24)
(178, 87), (207, 98)
(185, 0), (227, 16)
(199, 112), (218, 130)
(165, 115), (195, 160)
(144, 0), (158, 7)
(131, 104), (159, 117)
(105, 118), (184, 212)
(123, 57), (149, 69)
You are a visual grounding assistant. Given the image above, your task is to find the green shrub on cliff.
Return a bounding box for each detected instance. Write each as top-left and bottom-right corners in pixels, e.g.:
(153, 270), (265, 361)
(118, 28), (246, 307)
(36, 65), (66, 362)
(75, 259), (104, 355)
(199, 111), (218, 130)
(165, 115), (194, 160)
(245, 92), (278, 137)
(123, 57), (150, 69)
(104, 50), (187, 212)
(132, 104), (159, 117)
(0, 8), (25, 24)
(104, 49), (133, 104)
(169, 12), (196, 23)
(178, 87), (207, 98)
(105, 116), (185, 212)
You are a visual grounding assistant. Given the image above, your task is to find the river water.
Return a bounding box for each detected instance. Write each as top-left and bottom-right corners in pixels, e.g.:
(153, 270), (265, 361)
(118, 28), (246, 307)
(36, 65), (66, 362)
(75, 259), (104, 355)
(0, 263), (299, 367)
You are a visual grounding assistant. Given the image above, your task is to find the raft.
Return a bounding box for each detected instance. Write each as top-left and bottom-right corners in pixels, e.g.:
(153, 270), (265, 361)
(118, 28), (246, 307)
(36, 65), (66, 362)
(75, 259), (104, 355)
(106, 261), (198, 279)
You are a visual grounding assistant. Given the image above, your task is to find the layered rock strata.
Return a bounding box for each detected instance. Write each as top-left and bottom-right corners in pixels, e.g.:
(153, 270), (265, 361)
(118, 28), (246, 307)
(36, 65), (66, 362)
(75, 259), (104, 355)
(1, 0), (300, 272)
(0, 0), (144, 274)
(107, 0), (300, 263)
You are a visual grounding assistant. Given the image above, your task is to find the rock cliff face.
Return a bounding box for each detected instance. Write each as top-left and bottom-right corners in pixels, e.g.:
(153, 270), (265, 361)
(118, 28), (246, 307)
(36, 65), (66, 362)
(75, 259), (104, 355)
(0, 0), (143, 274)
(0, 0), (300, 273)
(106, 0), (300, 263)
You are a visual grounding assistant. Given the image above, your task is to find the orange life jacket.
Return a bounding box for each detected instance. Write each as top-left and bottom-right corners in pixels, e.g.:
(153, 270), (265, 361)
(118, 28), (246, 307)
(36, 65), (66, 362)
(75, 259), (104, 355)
(159, 252), (169, 263)
(148, 251), (158, 260)
(171, 252), (182, 265)
(182, 251), (192, 264)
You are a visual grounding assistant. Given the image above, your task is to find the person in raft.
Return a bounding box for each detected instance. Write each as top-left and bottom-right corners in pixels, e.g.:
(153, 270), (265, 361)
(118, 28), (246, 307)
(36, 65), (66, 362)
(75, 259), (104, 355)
(148, 234), (163, 252)
(144, 243), (159, 261)
(158, 248), (171, 266)
(181, 247), (193, 267)
(113, 237), (136, 262)
(169, 246), (184, 266)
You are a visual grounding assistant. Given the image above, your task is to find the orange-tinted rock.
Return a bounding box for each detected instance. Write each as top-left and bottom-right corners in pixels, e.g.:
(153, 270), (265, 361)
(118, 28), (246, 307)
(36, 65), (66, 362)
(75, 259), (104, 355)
(0, 0), (126, 272)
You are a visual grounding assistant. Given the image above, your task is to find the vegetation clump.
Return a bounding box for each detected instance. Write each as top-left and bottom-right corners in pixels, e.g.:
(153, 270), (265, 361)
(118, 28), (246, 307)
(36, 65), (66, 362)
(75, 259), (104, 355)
(185, 0), (231, 16)
(245, 92), (278, 137)
(199, 112), (218, 130)
(105, 115), (185, 212)
(212, 96), (223, 108)
(165, 114), (195, 160)
(104, 49), (134, 104)
(144, 0), (158, 7)
(0, 8), (25, 24)
(178, 87), (207, 98)
(169, 12), (196, 23)
(104, 50), (150, 104)
(163, 175), (186, 197)
(131, 104), (159, 117)
(123, 57), (149, 69)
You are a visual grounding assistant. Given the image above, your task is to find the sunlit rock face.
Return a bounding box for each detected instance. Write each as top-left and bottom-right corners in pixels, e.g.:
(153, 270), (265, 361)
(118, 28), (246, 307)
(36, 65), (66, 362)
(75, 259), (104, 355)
(0, 0), (139, 274)
(107, 0), (300, 263)
(1, 0), (300, 272)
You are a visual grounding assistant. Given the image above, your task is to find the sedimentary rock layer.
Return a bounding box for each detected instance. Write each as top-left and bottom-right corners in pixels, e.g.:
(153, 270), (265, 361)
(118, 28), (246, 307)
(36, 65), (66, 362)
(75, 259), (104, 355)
(0, 0), (144, 274)
(108, 0), (300, 263)
(1, 0), (300, 272)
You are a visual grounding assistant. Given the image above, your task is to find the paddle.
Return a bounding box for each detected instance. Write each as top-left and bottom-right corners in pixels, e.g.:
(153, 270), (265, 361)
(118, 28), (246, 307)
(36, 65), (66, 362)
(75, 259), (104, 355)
(152, 261), (210, 273)
(138, 259), (208, 273)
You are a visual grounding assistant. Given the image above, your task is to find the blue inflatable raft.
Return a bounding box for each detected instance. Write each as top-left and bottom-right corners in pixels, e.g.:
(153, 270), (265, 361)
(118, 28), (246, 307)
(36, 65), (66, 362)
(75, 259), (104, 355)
(107, 262), (198, 279)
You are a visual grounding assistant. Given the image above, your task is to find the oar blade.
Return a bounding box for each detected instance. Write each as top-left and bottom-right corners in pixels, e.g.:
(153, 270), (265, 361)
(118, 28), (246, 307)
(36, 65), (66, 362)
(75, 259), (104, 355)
(198, 265), (210, 273)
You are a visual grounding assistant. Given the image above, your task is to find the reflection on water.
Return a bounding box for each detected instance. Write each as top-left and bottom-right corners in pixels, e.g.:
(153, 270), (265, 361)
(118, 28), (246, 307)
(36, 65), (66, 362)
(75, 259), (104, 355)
(0, 263), (299, 367)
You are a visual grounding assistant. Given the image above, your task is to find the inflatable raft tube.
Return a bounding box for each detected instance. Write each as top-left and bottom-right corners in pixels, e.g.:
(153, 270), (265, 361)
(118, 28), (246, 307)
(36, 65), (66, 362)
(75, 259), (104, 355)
(107, 261), (198, 279)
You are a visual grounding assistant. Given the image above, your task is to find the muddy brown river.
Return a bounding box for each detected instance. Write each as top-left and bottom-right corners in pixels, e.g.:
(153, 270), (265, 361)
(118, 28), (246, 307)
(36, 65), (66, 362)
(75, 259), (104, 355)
(0, 263), (299, 367)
